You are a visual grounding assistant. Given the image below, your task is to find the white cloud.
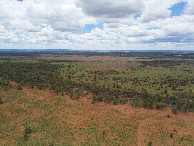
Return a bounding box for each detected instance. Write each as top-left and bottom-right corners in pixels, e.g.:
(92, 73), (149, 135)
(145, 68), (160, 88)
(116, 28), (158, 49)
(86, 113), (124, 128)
(0, 0), (193, 50)
(186, 0), (194, 15)
(139, 0), (186, 23)
(145, 15), (194, 43)
(76, 0), (144, 27)
(77, 0), (144, 18)
(26, 1), (95, 31)
(0, 0), (95, 32)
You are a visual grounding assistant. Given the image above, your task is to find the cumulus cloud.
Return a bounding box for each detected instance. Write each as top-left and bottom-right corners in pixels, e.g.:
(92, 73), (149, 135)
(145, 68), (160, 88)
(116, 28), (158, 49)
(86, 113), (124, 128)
(0, 0), (95, 32)
(0, 0), (193, 50)
(77, 0), (144, 18)
(76, 0), (144, 28)
(26, 1), (95, 31)
(186, 0), (194, 15)
(139, 0), (186, 23)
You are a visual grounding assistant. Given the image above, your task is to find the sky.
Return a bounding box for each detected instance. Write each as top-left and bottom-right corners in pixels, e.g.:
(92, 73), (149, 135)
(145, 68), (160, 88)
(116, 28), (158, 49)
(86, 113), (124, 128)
(0, 0), (194, 50)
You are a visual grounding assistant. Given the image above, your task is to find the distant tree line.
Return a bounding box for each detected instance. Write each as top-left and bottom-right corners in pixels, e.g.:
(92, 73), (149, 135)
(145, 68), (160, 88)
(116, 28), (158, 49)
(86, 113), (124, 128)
(0, 51), (194, 59)
(138, 60), (192, 68)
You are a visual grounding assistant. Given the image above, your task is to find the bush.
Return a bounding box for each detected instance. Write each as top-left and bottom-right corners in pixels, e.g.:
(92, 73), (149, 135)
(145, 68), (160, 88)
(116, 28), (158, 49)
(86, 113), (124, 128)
(93, 95), (103, 102)
(156, 102), (167, 109)
(113, 99), (118, 105)
(172, 86), (177, 90)
(167, 114), (170, 118)
(143, 99), (153, 109)
(49, 143), (54, 146)
(23, 133), (29, 141)
(103, 130), (106, 136)
(119, 98), (128, 104)
(3, 85), (8, 91)
(25, 126), (32, 134)
(17, 84), (23, 90)
(30, 84), (34, 89)
(112, 97), (119, 105)
(131, 98), (142, 107)
(91, 100), (95, 104)
(0, 97), (3, 104)
(170, 133), (173, 138)
(147, 141), (153, 146)
(164, 90), (168, 94)
(172, 107), (177, 114)
(24, 126), (32, 141)
(73, 94), (80, 100)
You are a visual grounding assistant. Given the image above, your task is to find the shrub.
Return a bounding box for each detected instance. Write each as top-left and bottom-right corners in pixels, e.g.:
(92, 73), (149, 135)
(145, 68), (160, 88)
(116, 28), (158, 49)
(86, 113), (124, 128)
(170, 133), (173, 138)
(119, 98), (128, 104)
(112, 97), (119, 105)
(17, 84), (23, 90)
(93, 95), (103, 102)
(131, 98), (142, 107)
(104, 96), (112, 103)
(25, 126), (32, 134)
(143, 99), (153, 109)
(0, 97), (3, 104)
(147, 141), (153, 146)
(3, 85), (8, 91)
(103, 130), (106, 136)
(30, 84), (34, 89)
(172, 86), (177, 90)
(23, 126), (32, 141)
(23, 133), (29, 141)
(172, 107), (177, 114)
(73, 94), (80, 100)
(91, 100), (95, 104)
(49, 143), (54, 146)
(113, 99), (118, 105)
(156, 102), (167, 109)
(164, 90), (168, 94)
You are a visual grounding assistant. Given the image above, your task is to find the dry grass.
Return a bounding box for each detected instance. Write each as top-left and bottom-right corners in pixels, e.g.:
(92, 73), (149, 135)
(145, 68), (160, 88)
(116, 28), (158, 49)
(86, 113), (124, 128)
(0, 85), (193, 145)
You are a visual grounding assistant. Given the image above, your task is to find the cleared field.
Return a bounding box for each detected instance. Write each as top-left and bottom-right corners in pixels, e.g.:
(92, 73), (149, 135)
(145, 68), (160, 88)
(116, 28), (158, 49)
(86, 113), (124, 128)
(0, 86), (193, 145)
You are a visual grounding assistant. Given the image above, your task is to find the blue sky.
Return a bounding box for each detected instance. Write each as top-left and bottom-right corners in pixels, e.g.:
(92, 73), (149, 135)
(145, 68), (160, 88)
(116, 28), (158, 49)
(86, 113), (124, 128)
(0, 0), (194, 50)
(72, 22), (104, 34)
(169, 1), (187, 17)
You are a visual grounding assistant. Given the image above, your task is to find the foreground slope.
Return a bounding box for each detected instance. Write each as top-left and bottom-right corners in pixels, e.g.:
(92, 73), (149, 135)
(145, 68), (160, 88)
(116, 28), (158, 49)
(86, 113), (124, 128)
(0, 86), (193, 145)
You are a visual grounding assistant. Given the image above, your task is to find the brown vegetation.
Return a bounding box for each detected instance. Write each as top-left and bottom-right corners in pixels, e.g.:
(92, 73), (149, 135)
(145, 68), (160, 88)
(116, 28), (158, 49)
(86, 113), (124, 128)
(0, 85), (193, 145)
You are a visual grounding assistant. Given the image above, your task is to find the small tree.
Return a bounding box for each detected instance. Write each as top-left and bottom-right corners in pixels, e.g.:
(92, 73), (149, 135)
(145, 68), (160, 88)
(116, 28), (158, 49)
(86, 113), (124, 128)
(170, 133), (173, 138)
(17, 84), (23, 90)
(24, 126), (32, 141)
(156, 102), (167, 109)
(3, 85), (8, 91)
(172, 107), (177, 114)
(0, 97), (3, 104)
(143, 99), (154, 109)
(25, 127), (32, 134)
(147, 141), (153, 146)
(172, 85), (176, 90)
